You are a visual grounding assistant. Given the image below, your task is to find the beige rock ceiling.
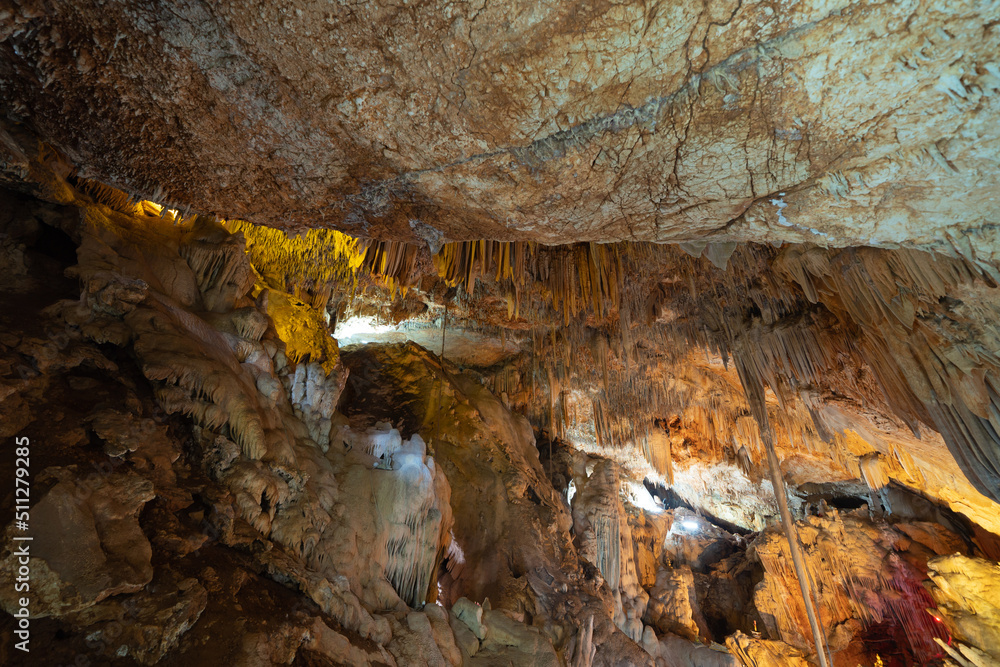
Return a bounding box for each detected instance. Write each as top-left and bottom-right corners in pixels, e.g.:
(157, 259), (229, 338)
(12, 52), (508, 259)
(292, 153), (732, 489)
(2, 0), (999, 252)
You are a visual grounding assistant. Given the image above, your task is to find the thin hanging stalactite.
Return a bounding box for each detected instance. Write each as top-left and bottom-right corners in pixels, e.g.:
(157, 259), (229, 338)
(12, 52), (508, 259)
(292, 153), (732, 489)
(735, 351), (833, 667)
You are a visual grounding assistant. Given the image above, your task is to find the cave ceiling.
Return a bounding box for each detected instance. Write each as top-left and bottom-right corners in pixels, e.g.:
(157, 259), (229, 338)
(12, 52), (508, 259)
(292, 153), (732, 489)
(3, 1), (1000, 664)
(2, 0), (999, 253)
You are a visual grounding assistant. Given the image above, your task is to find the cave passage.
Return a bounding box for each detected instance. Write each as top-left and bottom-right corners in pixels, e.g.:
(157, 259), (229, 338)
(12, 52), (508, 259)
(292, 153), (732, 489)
(2, 2), (1000, 665)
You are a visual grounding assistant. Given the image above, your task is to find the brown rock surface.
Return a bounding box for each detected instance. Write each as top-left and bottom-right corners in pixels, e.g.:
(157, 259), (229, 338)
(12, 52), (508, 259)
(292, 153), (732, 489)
(0, 468), (154, 617)
(67, 574), (209, 666)
(752, 512), (960, 661)
(3, 1), (999, 256)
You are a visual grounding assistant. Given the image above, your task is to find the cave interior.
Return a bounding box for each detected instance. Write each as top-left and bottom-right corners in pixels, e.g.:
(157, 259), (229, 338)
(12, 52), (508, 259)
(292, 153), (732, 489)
(1, 2), (1000, 666)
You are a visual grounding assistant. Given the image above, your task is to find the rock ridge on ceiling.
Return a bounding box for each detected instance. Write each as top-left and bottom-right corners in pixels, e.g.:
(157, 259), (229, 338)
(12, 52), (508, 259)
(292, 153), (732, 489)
(1, 0), (998, 254)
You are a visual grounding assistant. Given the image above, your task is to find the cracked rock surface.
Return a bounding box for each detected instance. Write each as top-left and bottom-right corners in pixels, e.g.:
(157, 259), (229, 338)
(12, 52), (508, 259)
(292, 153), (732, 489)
(3, 1), (999, 255)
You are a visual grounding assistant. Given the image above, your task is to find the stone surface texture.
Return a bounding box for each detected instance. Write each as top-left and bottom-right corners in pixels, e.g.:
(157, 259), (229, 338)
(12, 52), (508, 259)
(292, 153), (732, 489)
(2, 1), (1000, 257)
(3, 5), (1000, 662)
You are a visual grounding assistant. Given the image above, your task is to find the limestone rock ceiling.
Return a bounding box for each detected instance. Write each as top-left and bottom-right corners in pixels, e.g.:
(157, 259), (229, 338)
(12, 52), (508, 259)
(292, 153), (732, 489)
(3, 1), (1000, 252)
(4, 2), (1000, 663)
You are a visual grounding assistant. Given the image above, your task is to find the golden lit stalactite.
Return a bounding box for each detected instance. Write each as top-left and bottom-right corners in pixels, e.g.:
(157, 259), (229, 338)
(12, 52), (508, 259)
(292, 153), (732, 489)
(73, 175), (139, 214)
(224, 219), (367, 292)
(776, 245), (1000, 502)
(360, 239), (420, 295)
(433, 239), (632, 323)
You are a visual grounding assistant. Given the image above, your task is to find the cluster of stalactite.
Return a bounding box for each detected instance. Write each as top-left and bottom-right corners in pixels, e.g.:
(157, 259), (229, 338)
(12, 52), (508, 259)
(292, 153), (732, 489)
(68, 182), (661, 333)
(113, 205), (641, 326)
(774, 246), (1000, 502)
(69, 171), (422, 306)
(485, 241), (1000, 508)
(190, 217), (647, 326)
(480, 243), (815, 477)
(358, 239), (421, 296)
(434, 240), (630, 323)
(219, 222), (427, 306)
(223, 219), (366, 298)
(53, 165), (1000, 504)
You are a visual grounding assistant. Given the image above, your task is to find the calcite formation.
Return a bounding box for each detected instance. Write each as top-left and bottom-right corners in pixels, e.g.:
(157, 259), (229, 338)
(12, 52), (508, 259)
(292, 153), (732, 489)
(2, 2), (1000, 665)
(2, 163), (1000, 664)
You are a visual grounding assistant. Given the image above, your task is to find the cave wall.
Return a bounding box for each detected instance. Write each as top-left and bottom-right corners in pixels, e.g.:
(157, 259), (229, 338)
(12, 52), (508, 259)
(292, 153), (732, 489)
(3, 89), (1000, 664)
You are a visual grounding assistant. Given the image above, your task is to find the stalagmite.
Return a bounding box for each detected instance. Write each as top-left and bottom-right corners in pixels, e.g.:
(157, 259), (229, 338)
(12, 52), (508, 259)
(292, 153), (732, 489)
(4, 9), (1000, 662)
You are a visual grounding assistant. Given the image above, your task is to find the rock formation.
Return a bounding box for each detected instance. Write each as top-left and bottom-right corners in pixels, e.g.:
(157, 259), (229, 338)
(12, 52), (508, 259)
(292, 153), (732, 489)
(2, 3), (1000, 666)
(3, 1), (1000, 255)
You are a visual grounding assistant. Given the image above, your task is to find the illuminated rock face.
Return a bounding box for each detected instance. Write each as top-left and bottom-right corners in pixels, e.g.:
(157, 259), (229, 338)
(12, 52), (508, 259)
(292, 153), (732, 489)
(3, 4), (1000, 659)
(3, 1), (1000, 256)
(1, 180), (1000, 664)
(927, 555), (1000, 659)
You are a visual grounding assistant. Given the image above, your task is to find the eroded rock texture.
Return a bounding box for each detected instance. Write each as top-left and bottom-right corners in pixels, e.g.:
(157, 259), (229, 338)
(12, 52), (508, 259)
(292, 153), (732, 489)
(2, 3), (1000, 663)
(2, 1), (1000, 255)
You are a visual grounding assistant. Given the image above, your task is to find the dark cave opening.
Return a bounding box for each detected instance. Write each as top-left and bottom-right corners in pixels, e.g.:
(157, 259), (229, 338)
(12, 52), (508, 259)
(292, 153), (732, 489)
(31, 218), (78, 267)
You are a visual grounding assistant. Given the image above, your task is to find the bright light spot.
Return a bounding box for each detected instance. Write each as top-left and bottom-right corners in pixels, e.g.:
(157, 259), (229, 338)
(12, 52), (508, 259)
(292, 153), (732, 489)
(625, 480), (662, 513)
(334, 316), (396, 343)
(446, 531), (465, 565)
(681, 519), (700, 531)
(567, 480), (576, 505)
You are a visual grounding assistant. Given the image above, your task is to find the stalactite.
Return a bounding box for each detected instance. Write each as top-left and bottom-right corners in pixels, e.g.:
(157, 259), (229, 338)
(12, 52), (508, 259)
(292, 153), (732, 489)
(776, 245), (1000, 502)
(433, 239), (634, 322)
(757, 514), (952, 661)
(224, 219), (365, 290)
(56, 171), (1000, 512)
(71, 175), (137, 214)
(593, 513), (622, 591)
